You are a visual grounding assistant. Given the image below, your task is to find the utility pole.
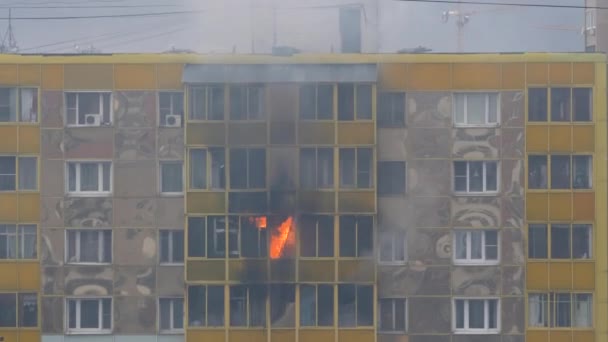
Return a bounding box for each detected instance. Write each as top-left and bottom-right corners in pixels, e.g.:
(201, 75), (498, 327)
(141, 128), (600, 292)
(0, 8), (18, 53)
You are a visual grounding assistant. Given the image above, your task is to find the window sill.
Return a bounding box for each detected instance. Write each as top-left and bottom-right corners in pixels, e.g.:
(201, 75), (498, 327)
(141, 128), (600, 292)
(453, 192), (499, 197)
(528, 258), (594, 262)
(66, 124), (113, 128)
(159, 192), (184, 197)
(66, 262), (112, 266)
(66, 192), (112, 197)
(159, 330), (184, 335)
(527, 327), (594, 330)
(158, 125), (183, 129)
(453, 329), (500, 335)
(453, 124), (500, 129)
(378, 330), (407, 334)
(66, 330), (112, 335)
(453, 260), (500, 266)
(378, 261), (408, 266)
(159, 262), (185, 266)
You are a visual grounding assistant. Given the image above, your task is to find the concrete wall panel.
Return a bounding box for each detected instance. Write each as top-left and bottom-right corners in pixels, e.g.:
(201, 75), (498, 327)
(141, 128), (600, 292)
(41, 297), (64, 334)
(113, 296), (156, 334)
(41, 91), (64, 128)
(42, 266), (64, 295)
(407, 92), (452, 128)
(502, 196), (524, 228)
(64, 127), (114, 159)
(64, 266), (113, 296)
(158, 128), (184, 159)
(114, 228), (157, 266)
(408, 160), (451, 196)
(115, 129), (156, 160)
(452, 128), (500, 159)
(408, 297), (451, 333)
(409, 128), (451, 159)
(412, 197), (451, 228)
(156, 266), (184, 296)
(114, 198), (156, 228)
(114, 91), (157, 128)
(407, 229), (451, 265)
(156, 197), (184, 228)
(502, 266), (525, 296)
(41, 228), (64, 266)
(451, 266), (501, 296)
(41, 128), (63, 159)
(501, 91), (525, 128)
(64, 197), (113, 227)
(502, 296), (525, 334)
(41, 197), (64, 228)
(40, 159), (64, 197)
(114, 160), (157, 198)
(451, 196), (501, 228)
(114, 266), (156, 296)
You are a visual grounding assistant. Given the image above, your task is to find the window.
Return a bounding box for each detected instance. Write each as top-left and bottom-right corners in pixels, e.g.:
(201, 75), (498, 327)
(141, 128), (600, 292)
(528, 156), (548, 189)
(159, 298), (184, 333)
(377, 161), (405, 195)
(379, 298), (406, 332)
(528, 224), (592, 260)
(66, 230), (112, 264)
(338, 284), (373, 327)
(300, 215), (334, 258)
(377, 92), (405, 127)
(227, 216), (268, 258)
(0, 224), (37, 259)
(66, 162), (112, 195)
(453, 230), (499, 265)
(229, 285), (266, 327)
(453, 298), (499, 333)
(339, 147), (373, 189)
(189, 148), (225, 190)
(160, 161), (183, 194)
(338, 84), (372, 120)
(339, 216), (373, 257)
(528, 293), (592, 328)
(65, 92), (112, 127)
(378, 231), (406, 264)
(229, 148), (265, 189)
(159, 92), (184, 127)
(453, 161), (498, 194)
(0, 156), (38, 191)
(300, 148), (333, 189)
(188, 216), (230, 258)
(528, 88), (548, 122)
(528, 88), (592, 122)
(573, 88), (592, 121)
(187, 285), (224, 327)
(189, 85), (225, 120)
(0, 293), (37, 327)
(159, 230), (184, 264)
(550, 155), (592, 189)
(0, 88), (38, 122)
(551, 88), (571, 121)
(229, 85), (264, 120)
(67, 298), (112, 333)
(270, 284), (295, 327)
(453, 93), (499, 126)
(300, 284), (333, 327)
(299, 84), (333, 120)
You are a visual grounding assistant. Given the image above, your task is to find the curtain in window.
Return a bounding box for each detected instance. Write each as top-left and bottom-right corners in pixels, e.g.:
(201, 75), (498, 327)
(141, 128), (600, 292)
(18, 157), (37, 190)
(0, 225), (16, 259)
(574, 294), (592, 327)
(80, 163), (99, 192)
(20, 88), (37, 122)
(528, 294), (546, 326)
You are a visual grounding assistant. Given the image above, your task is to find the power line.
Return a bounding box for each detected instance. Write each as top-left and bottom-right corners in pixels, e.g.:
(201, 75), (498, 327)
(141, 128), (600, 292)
(0, 5), (181, 8)
(394, 0), (608, 10)
(0, 9), (204, 20)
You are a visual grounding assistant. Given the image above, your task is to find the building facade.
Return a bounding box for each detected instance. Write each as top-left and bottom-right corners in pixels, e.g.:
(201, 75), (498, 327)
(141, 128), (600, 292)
(0, 53), (602, 342)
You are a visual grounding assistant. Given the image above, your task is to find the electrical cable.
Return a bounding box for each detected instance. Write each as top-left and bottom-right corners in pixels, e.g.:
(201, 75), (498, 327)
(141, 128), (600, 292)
(394, 0), (608, 10)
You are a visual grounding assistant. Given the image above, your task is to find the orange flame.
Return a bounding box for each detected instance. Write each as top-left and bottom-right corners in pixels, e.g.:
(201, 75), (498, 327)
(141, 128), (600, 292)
(249, 216), (267, 229)
(269, 216), (294, 259)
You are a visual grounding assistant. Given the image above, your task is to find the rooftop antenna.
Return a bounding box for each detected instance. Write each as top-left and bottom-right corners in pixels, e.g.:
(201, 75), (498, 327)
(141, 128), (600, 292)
(0, 8), (18, 53)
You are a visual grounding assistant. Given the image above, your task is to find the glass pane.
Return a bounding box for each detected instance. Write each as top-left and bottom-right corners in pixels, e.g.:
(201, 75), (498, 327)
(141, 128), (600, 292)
(573, 156), (592, 189)
(572, 225), (591, 259)
(318, 285), (333, 326)
(159, 299), (171, 330)
(468, 300), (484, 329)
(337, 84), (354, 121)
(210, 148), (226, 189)
(189, 87), (206, 120)
(172, 231), (184, 263)
(356, 85), (372, 119)
(551, 156), (571, 189)
(229, 286), (246, 326)
(485, 231), (498, 260)
(356, 148), (373, 188)
(190, 149), (207, 189)
(229, 86), (246, 120)
(470, 231), (482, 259)
(573, 294), (592, 327)
(173, 299), (184, 329)
(248, 149), (266, 188)
(528, 224), (548, 259)
(485, 162), (497, 191)
(455, 299), (465, 329)
(102, 163), (111, 192)
(300, 285), (316, 326)
(0, 157), (16, 191)
(80, 299), (100, 328)
(79, 163), (99, 192)
(466, 93), (486, 124)
(160, 231), (170, 263)
(356, 285), (373, 326)
(20, 88), (38, 122)
(487, 93), (498, 123)
(248, 86), (264, 119)
(555, 293), (571, 327)
(394, 299), (406, 331)
(357, 217), (373, 257)
(188, 286), (206, 327)
(528, 156), (548, 189)
(339, 149), (355, 188)
(299, 149), (316, 189)
(454, 93), (466, 124)
(0, 293), (16, 327)
(0, 88), (16, 122)
(18, 225), (37, 259)
(573, 88), (592, 121)
(18, 157), (37, 190)
(528, 88), (548, 121)
(454, 162), (467, 192)
(317, 84), (334, 120)
(317, 148), (334, 188)
(229, 149), (247, 189)
(210, 86), (225, 120)
(207, 286), (224, 326)
(187, 218), (205, 257)
(551, 225), (571, 259)
(454, 231), (467, 260)
(68, 163), (76, 192)
(68, 300), (77, 328)
(299, 85), (315, 119)
(161, 162), (183, 193)
(551, 88), (571, 121)
(339, 216), (356, 257)
(379, 299), (392, 331)
(102, 298), (111, 329)
(528, 294), (547, 327)
(488, 300), (497, 329)
(468, 162), (484, 192)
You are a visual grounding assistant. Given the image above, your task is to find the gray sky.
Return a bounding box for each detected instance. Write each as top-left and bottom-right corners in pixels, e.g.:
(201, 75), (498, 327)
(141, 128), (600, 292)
(3, 0), (585, 54)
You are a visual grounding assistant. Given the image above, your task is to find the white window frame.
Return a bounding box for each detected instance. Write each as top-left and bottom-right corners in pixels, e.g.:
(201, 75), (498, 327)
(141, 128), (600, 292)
(65, 230), (112, 265)
(158, 91), (184, 127)
(453, 92), (500, 127)
(65, 161), (112, 196)
(378, 231), (407, 265)
(66, 297), (112, 334)
(159, 230), (184, 265)
(378, 298), (407, 333)
(158, 297), (184, 333)
(453, 298), (500, 334)
(453, 230), (499, 265)
(159, 161), (184, 196)
(64, 91), (113, 127)
(453, 161), (499, 194)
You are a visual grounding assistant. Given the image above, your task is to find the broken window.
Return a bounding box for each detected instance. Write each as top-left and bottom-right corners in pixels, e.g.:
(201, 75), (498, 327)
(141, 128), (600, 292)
(66, 161), (112, 195)
(187, 216), (227, 258)
(550, 155), (571, 189)
(159, 297), (184, 332)
(453, 92), (499, 126)
(160, 161), (183, 194)
(379, 298), (406, 332)
(453, 230), (498, 264)
(551, 224), (570, 259)
(377, 92), (405, 127)
(339, 216), (373, 257)
(229, 85), (265, 120)
(377, 161), (406, 195)
(299, 84), (334, 120)
(229, 285), (266, 327)
(226, 216), (267, 258)
(189, 85), (225, 120)
(338, 284), (373, 327)
(453, 161), (498, 193)
(159, 92), (184, 127)
(378, 231), (407, 264)
(300, 215), (334, 258)
(528, 224), (548, 259)
(159, 230), (184, 264)
(189, 148), (226, 190)
(300, 284), (334, 326)
(65, 92), (112, 126)
(551, 88), (571, 122)
(67, 297), (112, 332)
(300, 148), (333, 189)
(339, 147), (373, 189)
(573, 88), (592, 121)
(528, 156), (548, 189)
(66, 229), (112, 264)
(187, 285), (224, 327)
(454, 298), (499, 332)
(230, 148), (266, 189)
(270, 284), (295, 327)
(528, 88), (548, 121)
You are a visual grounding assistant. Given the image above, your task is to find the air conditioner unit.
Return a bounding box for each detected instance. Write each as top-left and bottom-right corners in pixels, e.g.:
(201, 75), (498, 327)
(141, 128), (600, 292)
(84, 114), (101, 126)
(165, 114), (182, 127)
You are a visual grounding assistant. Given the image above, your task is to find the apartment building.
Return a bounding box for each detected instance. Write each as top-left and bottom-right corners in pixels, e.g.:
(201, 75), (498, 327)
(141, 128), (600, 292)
(0, 53), (603, 342)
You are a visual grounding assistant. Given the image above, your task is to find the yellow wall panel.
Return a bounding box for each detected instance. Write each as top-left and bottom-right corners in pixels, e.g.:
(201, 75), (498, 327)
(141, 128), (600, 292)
(64, 64), (113, 90)
(270, 330), (296, 342)
(298, 122), (335, 145)
(573, 62), (595, 84)
(527, 63), (549, 84)
(299, 191), (335, 213)
(378, 63), (407, 90)
(337, 122), (375, 145)
(114, 64), (157, 90)
(0, 193), (18, 221)
(156, 64), (183, 90)
(407, 63), (451, 90)
(501, 63), (525, 89)
(18, 65), (41, 86)
(573, 125), (595, 151)
(19, 194), (40, 222)
(18, 126), (40, 153)
(549, 262), (572, 289)
(228, 259), (267, 281)
(0, 126), (18, 153)
(41, 64), (63, 90)
(452, 63), (501, 89)
(299, 260), (335, 282)
(300, 330), (336, 342)
(526, 193), (548, 221)
(187, 123), (226, 146)
(229, 330), (266, 342)
(187, 330), (225, 342)
(0, 331), (19, 342)
(18, 262), (39, 290)
(526, 125), (549, 152)
(338, 260), (375, 282)
(548, 192), (572, 221)
(573, 192), (595, 221)
(549, 125), (571, 151)
(378, 334), (409, 342)
(338, 191), (375, 213)
(549, 63), (572, 84)
(186, 192), (225, 214)
(186, 260), (225, 281)
(573, 330), (595, 342)
(0, 64), (19, 85)
(573, 262), (595, 290)
(526, 330), (549, 342)
(549, 330), (573, 342)
(337, 329), (375, 342)
(228, 123), (267, 145)
(527, 262), (548, 289)
(0, 263), (19, 289)
(19, 331), (41, 342)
